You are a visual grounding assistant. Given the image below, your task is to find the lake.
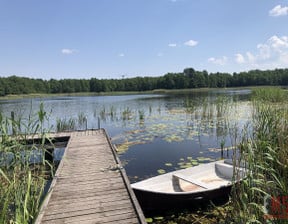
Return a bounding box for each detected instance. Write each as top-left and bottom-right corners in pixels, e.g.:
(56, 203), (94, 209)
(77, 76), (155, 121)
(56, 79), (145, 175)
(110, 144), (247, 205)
(0, 89), (252, 183)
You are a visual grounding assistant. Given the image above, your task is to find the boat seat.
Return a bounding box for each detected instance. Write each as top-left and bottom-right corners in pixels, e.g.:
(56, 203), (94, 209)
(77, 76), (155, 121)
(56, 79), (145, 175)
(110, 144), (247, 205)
(215, 162), (234, 179)
(172, 173), (210, 189)
(224, 159), (246, 168)
(216, 162), (247, 179)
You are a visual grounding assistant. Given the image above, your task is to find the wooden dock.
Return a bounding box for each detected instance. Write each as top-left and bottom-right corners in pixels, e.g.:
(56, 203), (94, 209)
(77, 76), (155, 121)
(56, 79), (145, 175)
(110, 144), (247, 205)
(35, 129), (146, 224)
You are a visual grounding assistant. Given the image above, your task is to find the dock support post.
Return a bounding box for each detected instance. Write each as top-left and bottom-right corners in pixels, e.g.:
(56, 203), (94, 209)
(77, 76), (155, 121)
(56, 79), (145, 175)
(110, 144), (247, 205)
(98, 117), (101, 129)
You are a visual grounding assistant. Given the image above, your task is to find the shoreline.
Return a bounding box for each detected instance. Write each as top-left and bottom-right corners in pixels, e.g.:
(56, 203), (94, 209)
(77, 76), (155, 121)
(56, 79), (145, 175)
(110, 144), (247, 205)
(0, 86), (259, 100)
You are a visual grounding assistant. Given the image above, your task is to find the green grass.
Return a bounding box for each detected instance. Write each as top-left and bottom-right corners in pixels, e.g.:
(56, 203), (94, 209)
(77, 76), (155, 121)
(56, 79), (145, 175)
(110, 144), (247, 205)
(153, 87), (288, 223)
(2, 86), (287, 223)
(227, 87), (288, 223)
(0, 104), (53, 224)
(252, 87), (287, 102)
(56, 117), (76, 132)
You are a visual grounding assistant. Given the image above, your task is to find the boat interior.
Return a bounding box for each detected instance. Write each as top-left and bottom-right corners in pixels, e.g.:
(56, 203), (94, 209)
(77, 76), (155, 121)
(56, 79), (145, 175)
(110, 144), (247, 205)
(132, 159), (247, 194)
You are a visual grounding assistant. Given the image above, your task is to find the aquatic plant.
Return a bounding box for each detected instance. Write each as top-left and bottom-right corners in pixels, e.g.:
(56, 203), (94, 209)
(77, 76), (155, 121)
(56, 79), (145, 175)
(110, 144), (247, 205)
(216, 95), (229, 118)
(122, 107), (133, 121)
(228, 88), (288, 223)
(77, 112), (87, 129)
(157, 169), (166, 174)
(109, 105), (116, 118)
(252, 87), (287, 103)
(183, 97), (196, 114)
(149, 105), (152, 115)
(56, 117), (76, 132)
(99, 106), (106, 120)
(138, 110), (145, 121)
(0, 105), (53, 224)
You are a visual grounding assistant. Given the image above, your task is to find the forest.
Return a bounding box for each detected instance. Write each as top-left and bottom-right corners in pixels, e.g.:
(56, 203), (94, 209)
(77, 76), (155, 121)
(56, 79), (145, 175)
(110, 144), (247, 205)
(0, 67), (288, 96)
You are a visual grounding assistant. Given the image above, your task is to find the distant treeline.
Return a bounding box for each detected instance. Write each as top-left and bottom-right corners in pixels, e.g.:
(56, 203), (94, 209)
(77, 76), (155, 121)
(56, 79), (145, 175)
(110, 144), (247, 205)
(1, 68), (288, 96)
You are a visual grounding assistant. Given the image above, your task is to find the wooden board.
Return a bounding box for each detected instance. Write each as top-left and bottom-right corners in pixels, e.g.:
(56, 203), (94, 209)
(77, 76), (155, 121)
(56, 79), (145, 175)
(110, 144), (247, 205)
(35, 129), (146, 224)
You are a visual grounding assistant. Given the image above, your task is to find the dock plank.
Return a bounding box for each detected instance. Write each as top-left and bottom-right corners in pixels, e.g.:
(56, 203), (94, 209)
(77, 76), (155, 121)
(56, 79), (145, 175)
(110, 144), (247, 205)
(35, 129), (146, 224)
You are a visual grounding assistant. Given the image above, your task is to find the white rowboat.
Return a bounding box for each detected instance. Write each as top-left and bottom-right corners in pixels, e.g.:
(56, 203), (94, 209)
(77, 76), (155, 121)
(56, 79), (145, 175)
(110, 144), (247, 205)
(131, 159), (246, 211)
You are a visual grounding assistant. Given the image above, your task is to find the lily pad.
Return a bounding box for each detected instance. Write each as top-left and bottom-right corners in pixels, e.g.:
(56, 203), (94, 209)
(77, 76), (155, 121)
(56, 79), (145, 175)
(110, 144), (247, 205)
(115, 140), (145, 154)
(115, 144), (129, 154)
(165, 163), (173, 167)
(179, 163), (192, 169)
(157, 169), (166, 174)
(197, 156), (214, 162)
(127, 129), (142, 135)
(145, 218), (153, 223)
(191, 161), (199, 166)
(164, 134), (184, 143)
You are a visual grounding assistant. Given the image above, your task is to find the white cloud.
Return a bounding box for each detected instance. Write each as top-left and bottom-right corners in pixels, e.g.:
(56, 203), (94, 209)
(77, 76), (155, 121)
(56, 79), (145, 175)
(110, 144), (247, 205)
(157, 52), (164, 57)
(258, 35), (288, 61)
(235, 54), (245, 64)
(268, 35), (288, 49)
(184, 39), (198, 47)
(118, 53), (125, 57)
(168, 43), (177, 47)
(280, 52), (288, 64)
(257, 43), (271, 60)
(61, 48), (77, 55)
(269, 5), (288, 17)
(208, 56), (227, 66)
(235, 35), (288, 69)
(246, 52), (255, 63)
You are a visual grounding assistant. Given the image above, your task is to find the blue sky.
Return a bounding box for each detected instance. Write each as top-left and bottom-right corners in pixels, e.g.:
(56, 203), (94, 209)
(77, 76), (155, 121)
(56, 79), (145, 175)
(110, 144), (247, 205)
(1, 0), (288, 79)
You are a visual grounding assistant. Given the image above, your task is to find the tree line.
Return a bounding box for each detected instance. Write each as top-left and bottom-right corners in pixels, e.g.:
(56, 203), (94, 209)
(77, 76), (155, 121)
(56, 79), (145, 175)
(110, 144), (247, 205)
(0, 68), (288, 96)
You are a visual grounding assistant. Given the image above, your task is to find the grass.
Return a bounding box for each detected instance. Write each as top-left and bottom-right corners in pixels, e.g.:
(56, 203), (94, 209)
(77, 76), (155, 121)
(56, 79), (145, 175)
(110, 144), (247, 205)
(227, 87), (288, 223)
(77, 112), (87, 129)
(252, 87), (287, 102)
(147, 87), (288, 223)
(1, 86), (287, 223)
(138, 110), (145, 121)
(56, 118), (76, 132)
(0, 104), (54, 224)
(122, 107), (133, 121)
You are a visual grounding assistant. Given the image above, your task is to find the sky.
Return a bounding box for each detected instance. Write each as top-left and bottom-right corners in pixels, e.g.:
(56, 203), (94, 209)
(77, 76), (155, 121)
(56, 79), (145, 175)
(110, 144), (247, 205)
(0, 0), (288, 80)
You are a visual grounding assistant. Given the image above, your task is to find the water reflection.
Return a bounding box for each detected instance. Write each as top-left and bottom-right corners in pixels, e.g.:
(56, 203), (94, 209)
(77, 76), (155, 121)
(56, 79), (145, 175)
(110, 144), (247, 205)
(0, 147), (65, 167)
(0, 89), (252, 182)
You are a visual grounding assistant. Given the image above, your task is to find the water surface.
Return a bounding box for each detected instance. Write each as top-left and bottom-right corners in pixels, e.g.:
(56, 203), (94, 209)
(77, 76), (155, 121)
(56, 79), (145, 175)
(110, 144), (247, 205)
(0, 89), (252, 182)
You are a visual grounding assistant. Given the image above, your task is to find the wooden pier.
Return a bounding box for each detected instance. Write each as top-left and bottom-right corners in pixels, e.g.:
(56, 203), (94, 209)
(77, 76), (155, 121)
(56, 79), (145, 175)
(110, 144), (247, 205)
(35, 129), (146, 224)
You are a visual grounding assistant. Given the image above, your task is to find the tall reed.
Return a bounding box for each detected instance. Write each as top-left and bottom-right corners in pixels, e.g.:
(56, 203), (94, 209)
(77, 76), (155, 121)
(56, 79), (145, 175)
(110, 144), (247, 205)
(227, 87), (288, 223)
(77, 112), (87, 126)
(0, 104), (53, 224)
(56, 117), (76, 132)
(122, 107), (132, 120)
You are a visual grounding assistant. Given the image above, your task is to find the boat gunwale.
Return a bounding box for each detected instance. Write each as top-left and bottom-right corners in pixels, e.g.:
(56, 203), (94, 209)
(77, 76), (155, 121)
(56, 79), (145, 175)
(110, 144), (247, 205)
(131, 159), (245, 195)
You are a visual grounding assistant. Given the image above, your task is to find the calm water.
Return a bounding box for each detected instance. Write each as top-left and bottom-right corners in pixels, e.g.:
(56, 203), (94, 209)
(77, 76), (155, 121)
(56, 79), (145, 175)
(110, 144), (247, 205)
(0, 89), (252, 182)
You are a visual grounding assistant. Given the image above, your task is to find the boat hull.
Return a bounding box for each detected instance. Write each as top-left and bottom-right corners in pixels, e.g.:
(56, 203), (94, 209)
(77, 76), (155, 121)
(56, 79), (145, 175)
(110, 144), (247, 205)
(131, 160), (246, 212)
(133, 183), (232, 212)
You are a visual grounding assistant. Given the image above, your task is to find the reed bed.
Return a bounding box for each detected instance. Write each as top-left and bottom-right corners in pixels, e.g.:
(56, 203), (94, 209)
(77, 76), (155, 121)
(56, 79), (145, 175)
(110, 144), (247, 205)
(150, 88), (287, 223)
(227, 87), (288, 223)
(0, 104), (53, 224)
